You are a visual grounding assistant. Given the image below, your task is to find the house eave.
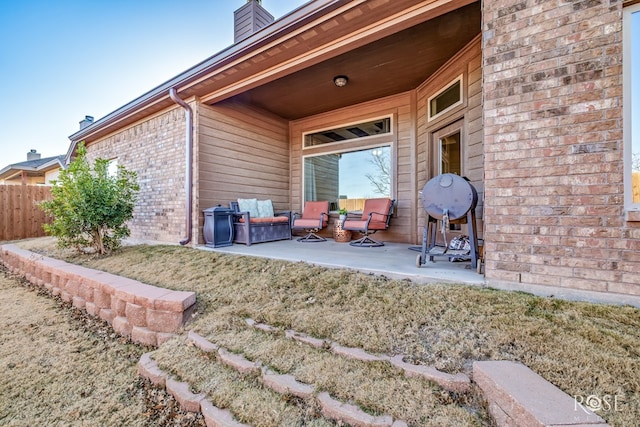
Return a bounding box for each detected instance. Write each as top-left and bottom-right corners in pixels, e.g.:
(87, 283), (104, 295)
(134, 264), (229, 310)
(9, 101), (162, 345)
(0, 157), (65, 180)
(66, 0), (475, 159)
(0, 167), (37, 181)
(67, 0), (348, 152)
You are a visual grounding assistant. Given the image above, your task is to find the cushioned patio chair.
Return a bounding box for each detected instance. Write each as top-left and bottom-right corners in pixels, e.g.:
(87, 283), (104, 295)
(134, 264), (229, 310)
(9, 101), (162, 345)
(341, 198), (395, 247)
(291, 200), (329, 242)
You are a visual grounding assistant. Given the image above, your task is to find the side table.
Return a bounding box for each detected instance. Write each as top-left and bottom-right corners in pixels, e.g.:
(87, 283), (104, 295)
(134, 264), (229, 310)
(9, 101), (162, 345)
(333, 220), (352, 243)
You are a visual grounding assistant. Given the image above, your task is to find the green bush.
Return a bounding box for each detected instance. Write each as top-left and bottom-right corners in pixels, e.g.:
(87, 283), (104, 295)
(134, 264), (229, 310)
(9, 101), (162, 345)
(41, 143), (139, 254)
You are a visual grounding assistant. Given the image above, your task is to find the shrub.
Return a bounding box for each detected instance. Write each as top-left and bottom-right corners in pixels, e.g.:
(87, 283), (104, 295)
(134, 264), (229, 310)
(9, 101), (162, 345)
(41, 143), (139, 254)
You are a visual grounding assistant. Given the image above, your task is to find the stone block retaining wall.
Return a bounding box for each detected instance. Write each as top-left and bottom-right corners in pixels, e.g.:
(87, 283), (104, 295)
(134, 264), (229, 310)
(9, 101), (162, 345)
(0, 244), (196, 346)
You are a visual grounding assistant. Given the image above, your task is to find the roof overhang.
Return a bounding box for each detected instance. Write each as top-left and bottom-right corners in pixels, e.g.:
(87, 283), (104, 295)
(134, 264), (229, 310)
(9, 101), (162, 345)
(67, 0), (479, 159)
(0, 157), (64, 181)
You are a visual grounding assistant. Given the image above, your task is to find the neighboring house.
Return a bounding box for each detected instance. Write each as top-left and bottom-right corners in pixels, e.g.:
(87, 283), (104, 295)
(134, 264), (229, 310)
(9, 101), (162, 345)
(0, 150), (65, 185)
(65, 0), (640, 302)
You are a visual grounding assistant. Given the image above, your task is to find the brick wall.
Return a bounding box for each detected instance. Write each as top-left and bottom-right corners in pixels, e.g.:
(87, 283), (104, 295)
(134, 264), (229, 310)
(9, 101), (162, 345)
(83, 107), (187, 243)
(483, 0), (640, 296)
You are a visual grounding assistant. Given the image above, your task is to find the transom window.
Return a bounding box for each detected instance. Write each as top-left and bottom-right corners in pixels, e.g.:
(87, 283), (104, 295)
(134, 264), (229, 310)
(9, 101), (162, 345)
(303, 117), (393, 212)
(428, 75), (463, 121)
(624, 3), (640, 213)
(304, 117), (391, 148)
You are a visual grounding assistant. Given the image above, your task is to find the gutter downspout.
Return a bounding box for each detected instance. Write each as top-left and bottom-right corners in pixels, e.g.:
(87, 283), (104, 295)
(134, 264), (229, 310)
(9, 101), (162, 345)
(169, 88), (193, 246)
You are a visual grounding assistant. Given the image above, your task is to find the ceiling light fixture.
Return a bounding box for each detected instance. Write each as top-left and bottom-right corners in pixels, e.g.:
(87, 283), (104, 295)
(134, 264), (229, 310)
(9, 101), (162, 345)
(333, 75), (348, 87)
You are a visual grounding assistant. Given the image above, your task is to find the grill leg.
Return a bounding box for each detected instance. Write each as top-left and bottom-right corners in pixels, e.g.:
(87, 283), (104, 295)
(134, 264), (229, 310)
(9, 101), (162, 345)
(467, 210), (478, 269)
(427, 217), (438, 262)
(420, 226), (428, 266)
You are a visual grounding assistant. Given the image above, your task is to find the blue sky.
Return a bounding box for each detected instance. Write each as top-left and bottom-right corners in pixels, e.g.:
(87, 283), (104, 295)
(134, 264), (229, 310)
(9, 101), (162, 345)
(0, 0), (308, 166)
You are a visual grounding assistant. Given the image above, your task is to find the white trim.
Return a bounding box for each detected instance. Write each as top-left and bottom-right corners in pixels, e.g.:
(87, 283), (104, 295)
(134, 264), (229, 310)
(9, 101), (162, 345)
(302, 140), (393, 159)
(302, 115), (393, 150)
(427, 74), (464, 122)
(624, 3), (640, 212)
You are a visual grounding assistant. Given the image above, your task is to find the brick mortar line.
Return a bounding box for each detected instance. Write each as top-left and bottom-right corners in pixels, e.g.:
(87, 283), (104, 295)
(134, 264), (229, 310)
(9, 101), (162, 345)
(187, 331), (407, 427)
(244, 318), (471, 393)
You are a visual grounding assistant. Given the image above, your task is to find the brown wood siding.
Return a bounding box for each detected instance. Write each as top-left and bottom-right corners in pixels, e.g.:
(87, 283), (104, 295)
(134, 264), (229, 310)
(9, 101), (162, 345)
(0, 185), (52, 241)
(416, 36), (483, 240)
(197, 100), (290, 241)
(290, 92), (414, 244)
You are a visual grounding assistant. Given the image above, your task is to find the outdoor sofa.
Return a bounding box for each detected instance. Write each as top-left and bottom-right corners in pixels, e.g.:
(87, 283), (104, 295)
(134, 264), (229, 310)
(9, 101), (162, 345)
(230, 199), (291, 245)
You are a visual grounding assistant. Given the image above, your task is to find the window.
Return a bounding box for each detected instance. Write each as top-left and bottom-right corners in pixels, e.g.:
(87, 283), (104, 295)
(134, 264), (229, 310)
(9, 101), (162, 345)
(302, 118), (393, 212)
(431, 119), (464, 176)
(430, 120), (464, 230)
(304, 117), (391, 148)
(428, 75), (463, 121)
(440, 133), (462, 175)
(624, 3), (640, 213)
(107, 158), (118, 177)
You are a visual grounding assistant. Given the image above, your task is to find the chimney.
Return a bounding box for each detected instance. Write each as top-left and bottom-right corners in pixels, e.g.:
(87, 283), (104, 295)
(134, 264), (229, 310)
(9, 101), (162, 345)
(27, 149), (41, 161)
(79, 115), (94, 130)
(234, 0), (274, 43)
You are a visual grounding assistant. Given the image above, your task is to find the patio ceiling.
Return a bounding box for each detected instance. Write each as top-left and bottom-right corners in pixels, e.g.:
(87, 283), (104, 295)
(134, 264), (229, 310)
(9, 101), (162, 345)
(70, 0), (481, 146)
(228, 1), (481, 120)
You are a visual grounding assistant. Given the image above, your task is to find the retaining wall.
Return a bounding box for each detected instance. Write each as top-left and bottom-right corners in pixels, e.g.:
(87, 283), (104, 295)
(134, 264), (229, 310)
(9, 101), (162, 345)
(0, 244), (196, 346)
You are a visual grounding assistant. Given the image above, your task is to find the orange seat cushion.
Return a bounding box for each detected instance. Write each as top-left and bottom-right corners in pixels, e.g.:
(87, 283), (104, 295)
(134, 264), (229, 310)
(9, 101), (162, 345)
(238, 216), (289, 224)
(343, 198), (392, 232)
(361, 198), (392, 223)
(293, 218), (323, 228)
(297, 201), (329, 227)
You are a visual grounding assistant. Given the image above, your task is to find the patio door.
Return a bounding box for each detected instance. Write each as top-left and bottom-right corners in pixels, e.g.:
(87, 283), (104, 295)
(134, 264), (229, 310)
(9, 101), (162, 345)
(430, 118), (466, 233)
(431, 119), (464, 177)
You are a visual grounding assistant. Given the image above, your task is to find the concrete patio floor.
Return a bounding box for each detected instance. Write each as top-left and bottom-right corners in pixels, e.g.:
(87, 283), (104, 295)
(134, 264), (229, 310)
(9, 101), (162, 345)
(199, 238), (485, 286)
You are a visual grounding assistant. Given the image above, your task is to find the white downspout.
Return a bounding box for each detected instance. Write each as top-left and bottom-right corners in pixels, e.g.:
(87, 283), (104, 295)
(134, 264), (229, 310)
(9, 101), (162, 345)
(169, 88), (193, 246)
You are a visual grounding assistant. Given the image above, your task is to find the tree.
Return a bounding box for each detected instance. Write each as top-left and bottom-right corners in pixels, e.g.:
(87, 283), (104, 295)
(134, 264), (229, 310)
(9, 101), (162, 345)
(365, 148), (391, 196)
(41, 143), (139, 255)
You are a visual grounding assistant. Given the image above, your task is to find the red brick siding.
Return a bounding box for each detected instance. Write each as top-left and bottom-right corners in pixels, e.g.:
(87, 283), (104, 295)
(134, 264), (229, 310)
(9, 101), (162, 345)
(83, 107), (187, 243)
(482, 0), (640, 296)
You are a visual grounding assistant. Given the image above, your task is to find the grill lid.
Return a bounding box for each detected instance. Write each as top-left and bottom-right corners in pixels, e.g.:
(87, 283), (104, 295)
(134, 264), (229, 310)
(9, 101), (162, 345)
(421, 173), (478, 220)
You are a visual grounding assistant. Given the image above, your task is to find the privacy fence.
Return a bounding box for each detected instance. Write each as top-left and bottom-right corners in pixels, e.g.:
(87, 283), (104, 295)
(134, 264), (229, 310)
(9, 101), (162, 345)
(0, 185), (52, 241)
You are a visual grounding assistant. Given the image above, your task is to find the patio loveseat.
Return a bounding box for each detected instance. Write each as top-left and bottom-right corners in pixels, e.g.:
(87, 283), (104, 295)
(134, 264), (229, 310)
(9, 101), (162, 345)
(230, 199), (291, 245)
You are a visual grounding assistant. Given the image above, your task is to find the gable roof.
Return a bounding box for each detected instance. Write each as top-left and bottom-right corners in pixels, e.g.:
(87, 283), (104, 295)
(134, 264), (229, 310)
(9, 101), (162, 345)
(0, 155), (65, 181)
(66, 0), (479, 160)
(66, 0), (341, 149)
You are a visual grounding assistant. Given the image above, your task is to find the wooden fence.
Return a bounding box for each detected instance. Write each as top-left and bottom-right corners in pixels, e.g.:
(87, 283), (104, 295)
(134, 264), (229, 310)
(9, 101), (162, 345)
(0, 185), (53, 241)
(338, 198), (367, 212)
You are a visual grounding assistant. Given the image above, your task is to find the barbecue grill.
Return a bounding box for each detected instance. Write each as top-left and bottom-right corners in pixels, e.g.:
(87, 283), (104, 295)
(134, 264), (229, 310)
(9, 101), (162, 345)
(415, 173), (480, 270)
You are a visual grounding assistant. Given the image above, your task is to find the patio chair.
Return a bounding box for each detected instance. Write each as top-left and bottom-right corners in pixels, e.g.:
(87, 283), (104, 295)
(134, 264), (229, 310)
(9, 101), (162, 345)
(341, 198), (395, 247)
(291, 200), (330, 242)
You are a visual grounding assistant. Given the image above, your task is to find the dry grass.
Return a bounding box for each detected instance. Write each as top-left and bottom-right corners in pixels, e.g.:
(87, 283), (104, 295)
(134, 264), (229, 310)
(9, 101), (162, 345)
(13, 237), (640, 426)
(0, 265), (206, 426)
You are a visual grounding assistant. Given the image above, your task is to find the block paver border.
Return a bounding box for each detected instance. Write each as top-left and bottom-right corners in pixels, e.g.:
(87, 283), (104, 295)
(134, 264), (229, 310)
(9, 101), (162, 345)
(138, 352), (250, 427)
(247, 318), (471, 393)
(186, 331), (408, 427)
(473, 361), (609, 427)
(0, 244), (196, 346)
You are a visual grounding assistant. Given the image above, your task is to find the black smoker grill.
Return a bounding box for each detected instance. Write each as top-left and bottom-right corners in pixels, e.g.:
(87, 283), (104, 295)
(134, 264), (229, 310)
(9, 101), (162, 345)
(415, 173), (480, 270)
